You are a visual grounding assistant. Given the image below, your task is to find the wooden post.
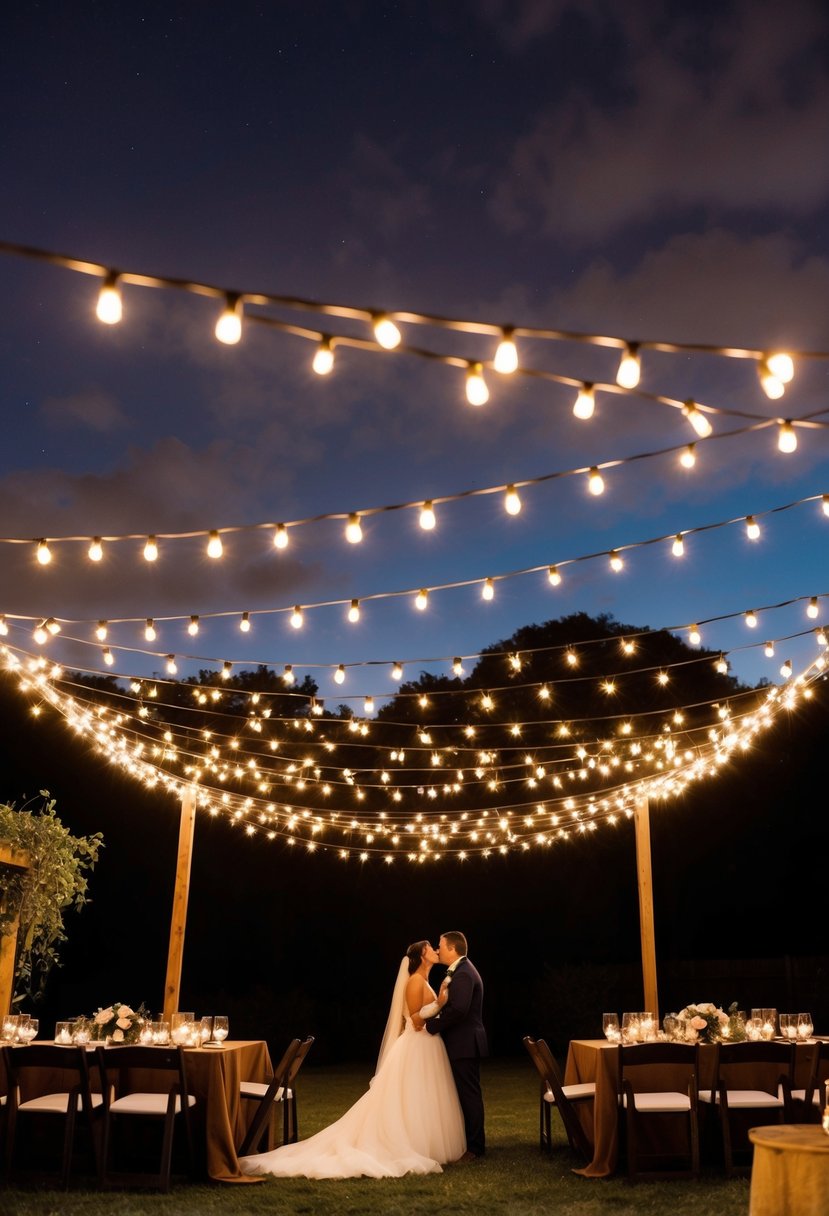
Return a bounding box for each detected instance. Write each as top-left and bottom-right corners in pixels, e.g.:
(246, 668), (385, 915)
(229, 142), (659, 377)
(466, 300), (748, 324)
(162, 787), (197, 1022)
(633, 797), (659, 1019)
(0, 843), (32, 1018)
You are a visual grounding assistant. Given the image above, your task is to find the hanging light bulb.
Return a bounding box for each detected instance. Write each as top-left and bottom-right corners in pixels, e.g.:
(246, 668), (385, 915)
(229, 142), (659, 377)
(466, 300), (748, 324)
(745, 610), (758, 629)
(419, 501), (436, 530)
(273, 523), (289, 550)
(215, 293), (243, 344)
(145, 618), (157, 641)
(688, 625), (701, 645)
(482, 577), (495, 601)
(372, 314), (402, 349)
(103, 647), (115, 666)
(452, 657), (464, 676)
(44, 617), (61, 635)
(31, 621), (46, 645)
(144, 535), (159, 562)
(239, 611), (251, 632)
(777, 420), (797, 453)
(764, 641), (775, 657)
(0, 616), (7, 636)
(95, 620), (108, 641)
(345, 513), (363, 544)
(680, 444), (697, 469)
(780, 658), (793, 679)
(715, 654), (729, 674)
(465, 361), (489, 406)
(221, 660), (232, 680)
(188, 615), (200, 636)
(364, 696), (375, 714)
(807, 596), (819, 619)
(672, 534), (685, 558)
(334, 664), (346, 684)
(96, 272), (122, 324)
(391, 662), (403, 680)
(166, 655), (178, 674)
(817, 627), (828, 647)
(822, 495), (829, 519)
(766, 352), (794, 383)
(682, 399), (713, 438)
(745, 515), (761, 541)
(609, 550), (624, 572)
(36, 539), (51, 565)
(206, 530), (223, 558)
(493, 327), (518, 374)
(348, 599), (361, 623)
(282, 664), (295, 685)
(573, 382), (596, 420)
(757, 357), (785, 399)
(415, 589), (429, 611)
(290, 606), (304, 629)
(547, 565), (562, 586)
(587, 467), (604, 496)
(312, 337), (335, 375)
(88, 537), (104, 562)
(616, 343), (641, 389)
(504, 485), (522, 515)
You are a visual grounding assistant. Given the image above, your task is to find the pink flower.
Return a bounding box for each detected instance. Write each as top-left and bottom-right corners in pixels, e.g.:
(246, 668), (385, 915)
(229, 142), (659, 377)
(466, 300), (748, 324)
(691, 1016), (708, 1030)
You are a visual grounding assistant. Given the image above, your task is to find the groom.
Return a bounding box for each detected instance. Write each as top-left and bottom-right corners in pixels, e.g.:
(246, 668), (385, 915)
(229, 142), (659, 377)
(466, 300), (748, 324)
(413, 930), (487, 1160)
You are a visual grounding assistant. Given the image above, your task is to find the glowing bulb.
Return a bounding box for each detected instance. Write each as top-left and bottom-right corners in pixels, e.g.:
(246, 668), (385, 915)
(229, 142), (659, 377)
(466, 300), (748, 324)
(221, 661), (232, 680)
(672, 534), (685, 558)
(96, 273), (122, 324)
(548, 565), (562, 586)
(33, 622), (48, 645)
(680, 444), (697, 469)
(778, 420), (797, 453)
(207, 530), (223, 558)
(682, 399), (713, 438)
(465, 361), (489, 406)
(345, 514), (363, 544)
(716, 655), (728, 674)
(420, 501), (436, 530)
(616, 343), (641, 389)
(44, 617), (60, 636)
(364, 696), (375, 714)
(745, 516), (761, 541)
(688, 625), (701, 645)
(36, 540), (51, 565)
(88, 537), (104, 562)
(609, 550), (624, 572)
(335, 664), (346, 684)
(817, 628), (828, 647)
(188, 615), (200, 636)
(144, 536), (158, 562)
(452, 657), (464, 676)
(103, 647), (114, 666)
(348, 599), (361, 623)
(215, 294), (243, 344)
(758, 358), (784, 399)
(166, 655), (178, 675)
(587, 467), (604, 496)
(823, 496), (829, 518)
(312, 337), (335, 375)
(290, 606), (304, 629)
(482, 577), (495, 601)
(282, 664), (295, 685)
(745, 610), (758, 629)
(373, 315), (401, 349)
(766, 352), (794, 383)
(504, 485), (522, 516)
(96, 620), (108, 641)
(0, 616), (7, 636)
(145, 618), (157, 641)
(573, 382), (595, 420)
(240, 611), (251, 632)
(807, 596), (819, 619)
(493, 328), (518, 374)
(415, 589), (429, 611)
(764, 641), (775, 657)
(780, 659), (792, 679)
(392, 662), (403, 680)
(273, 524), (290, 551)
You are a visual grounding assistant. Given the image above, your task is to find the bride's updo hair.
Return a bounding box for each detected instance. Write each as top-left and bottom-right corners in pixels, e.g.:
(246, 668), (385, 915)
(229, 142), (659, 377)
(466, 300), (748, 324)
(406, 940), (429, 975)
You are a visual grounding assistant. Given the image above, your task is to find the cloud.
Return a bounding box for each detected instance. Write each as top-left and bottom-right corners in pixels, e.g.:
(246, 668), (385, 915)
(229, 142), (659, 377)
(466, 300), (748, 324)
(40, 387), (128, 432)
(345, 134), (433, 240)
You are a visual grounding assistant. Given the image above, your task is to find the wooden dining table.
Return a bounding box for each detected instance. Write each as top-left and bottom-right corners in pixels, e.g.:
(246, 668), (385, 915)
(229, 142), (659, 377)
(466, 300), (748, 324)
(564, 1038), (819, 1177)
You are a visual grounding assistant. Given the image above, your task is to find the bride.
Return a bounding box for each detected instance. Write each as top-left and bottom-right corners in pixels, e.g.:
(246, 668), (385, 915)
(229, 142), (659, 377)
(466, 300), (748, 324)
(239, 940), (466, 1178)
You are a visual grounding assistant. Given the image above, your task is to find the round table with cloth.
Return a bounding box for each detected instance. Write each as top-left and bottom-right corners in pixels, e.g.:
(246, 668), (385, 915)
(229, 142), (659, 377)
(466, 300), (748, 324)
(748, 1124), (829, 1216)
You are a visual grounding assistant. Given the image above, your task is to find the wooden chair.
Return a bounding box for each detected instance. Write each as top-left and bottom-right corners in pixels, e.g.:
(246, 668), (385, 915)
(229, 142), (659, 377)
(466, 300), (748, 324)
(238, 1036), (301, 1156)
(699, 1041), (794, 1176)
(617, 1042), (700, 1181)
(789, 1040), (829, 1122)
(522, 1035), (594, 1161)
(95, 1045), (196, 1191)
(281, 1035), (315, 1144)
(3, 1043), (102, 1187)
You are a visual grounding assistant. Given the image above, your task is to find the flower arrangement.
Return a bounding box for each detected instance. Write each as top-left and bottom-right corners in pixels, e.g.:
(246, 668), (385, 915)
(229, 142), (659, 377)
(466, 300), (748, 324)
(84, 1002), (148, 1044)
(676, 1001), (744, 1043)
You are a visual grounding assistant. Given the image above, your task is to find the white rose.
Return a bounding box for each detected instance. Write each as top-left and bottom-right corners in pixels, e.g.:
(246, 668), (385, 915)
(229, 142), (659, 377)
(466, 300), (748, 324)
(111, 1028), (125, 1042)
(95, 1007), (114, 1024)
(116, 1017), (132, 1030)
(118, 1005), (134, 1018)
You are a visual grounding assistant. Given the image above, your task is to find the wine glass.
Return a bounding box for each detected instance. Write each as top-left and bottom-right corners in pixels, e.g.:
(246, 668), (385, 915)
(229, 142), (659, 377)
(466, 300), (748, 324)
(602, 1013), (620, 1042)
(779, 1013), (791, 1039)
(797, 1012), (814, 1040)
(200, 1016), (214, 1044)
(212, 1016), (229, 1042)
(621, 1013), (640, 1044)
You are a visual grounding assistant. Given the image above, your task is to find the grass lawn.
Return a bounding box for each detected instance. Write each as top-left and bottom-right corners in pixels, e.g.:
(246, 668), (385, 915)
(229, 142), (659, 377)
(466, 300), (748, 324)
(1, 1058), (750, 1216)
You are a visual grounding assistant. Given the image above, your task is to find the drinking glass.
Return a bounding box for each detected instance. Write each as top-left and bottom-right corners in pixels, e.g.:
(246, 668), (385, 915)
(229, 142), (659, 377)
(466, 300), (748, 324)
(761, 1009), (777, 1040)
(139, 1020), (155, 1045)
(1, 1015), (19, 1042)
(602, 1012), (620, 1042)
(170, 1011), (195, 1045)
(200, 1016), (214, 1044)
(213, 1016), (229, 1042)
(640, 1012), (656, 1042)
(72, 1021), (91, 1045)
(152, 1020), (170, 1045)
(747, 1017), (763, 1041)
(18, 1017), (38, 1043)
(797, 1012), (814, 1040)
(779, 1013), (791, 1039)
(55, 1021), (73, 1045)
(663, 1014), (679, 1041)
(621, 1013), (641, 1044)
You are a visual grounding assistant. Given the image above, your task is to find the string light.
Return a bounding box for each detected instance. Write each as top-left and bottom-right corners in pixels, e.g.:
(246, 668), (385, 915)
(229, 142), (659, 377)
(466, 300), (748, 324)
(88, 537), (104, 562)
(573, 383), (595, 420)
(103, 647), (114, 666)
(817, 628), (828, 647)
(547, 565), (562, 586)
(415, 589), (429, 611)
(273, 524), (289, 550)
(335, 664), (346, 684)
(188, 615), (200, 636)
(0, 617), (7, 636)
(823, 496), (829, 519)
(672, 534), (685, 558)
(504, 485), (522, 516)
(221, 661), (232, 680)
(616, 343), (641, 389)
(95, 272), (122, 324)
(348, 599), (361, 623)
(745, 516), (761, 541)
(481, 578), (495, 601)
(215, 293), (243, 345)
(764, 641), (775, 657)
(290, 606), (304, 630)
(345, 514), (363, 544)
(282, 664), (295, 685)
(31, 622), (46, 644)
(680, 444), (697, 469)
(391, 662), (403, 680)
(144, 536), (158, 562)
(807, 597), (819, 619)
(312, 337), (335, 375)
(757, 357), (785, 399)
(36, 540), (51, 566)
(609, 550), (624, 573)
(780, 659), (793, 679)
(778, 420), (797, 454)
(688, 625), (701, 645)
(166, 655), (178, 675)
(95, 621), (108, 642)
(493, 328), (518, 374)
(145, 619), (157, 642)
(715, 654), (729, 674)
(372, 314), (402, 350)
(452, 658), (464, 676)
(419, 501), (436, 530)
(587, 467), (604, 496)
(745, 610), (758, 629)
(364, 696), (375, 714)
(207, 530), (223, 559)
(682, 399), (713, 438)
(465, 362), (489, 406)
(240, 611), (251, 632)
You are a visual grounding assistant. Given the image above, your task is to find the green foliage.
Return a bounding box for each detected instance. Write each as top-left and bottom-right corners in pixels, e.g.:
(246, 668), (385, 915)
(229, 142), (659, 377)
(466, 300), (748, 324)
(0, 791), (103, 1006)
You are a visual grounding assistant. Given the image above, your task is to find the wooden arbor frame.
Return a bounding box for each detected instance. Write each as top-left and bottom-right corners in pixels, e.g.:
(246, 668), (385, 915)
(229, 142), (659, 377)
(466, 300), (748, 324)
(0, 842), (32, 1018)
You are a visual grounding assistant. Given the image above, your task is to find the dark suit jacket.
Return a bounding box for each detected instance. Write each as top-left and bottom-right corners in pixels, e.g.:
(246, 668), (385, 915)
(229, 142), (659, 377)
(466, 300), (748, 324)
(425, 956), (488, 1060)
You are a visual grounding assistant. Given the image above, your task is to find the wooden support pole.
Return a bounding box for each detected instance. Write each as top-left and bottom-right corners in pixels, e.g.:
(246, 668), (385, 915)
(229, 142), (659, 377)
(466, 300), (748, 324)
(0, 844), (32, 1019)
(634, 797), (659, 1020)
(163, 787), (197, 1022)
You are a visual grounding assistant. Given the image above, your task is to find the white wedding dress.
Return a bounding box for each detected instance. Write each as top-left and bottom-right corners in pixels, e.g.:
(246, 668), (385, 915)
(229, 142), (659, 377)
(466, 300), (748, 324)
(239, 966), (465, 1179)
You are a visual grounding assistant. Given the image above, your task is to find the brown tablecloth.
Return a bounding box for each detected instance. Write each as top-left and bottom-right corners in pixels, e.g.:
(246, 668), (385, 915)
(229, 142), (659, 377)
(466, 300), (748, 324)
(749, 1125), (829, 1216)
(564, 1038), (818, 1178)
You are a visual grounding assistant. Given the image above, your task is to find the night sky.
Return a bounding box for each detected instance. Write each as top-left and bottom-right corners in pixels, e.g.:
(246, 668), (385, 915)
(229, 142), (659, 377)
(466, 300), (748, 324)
(2, 2), (829, 1055)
